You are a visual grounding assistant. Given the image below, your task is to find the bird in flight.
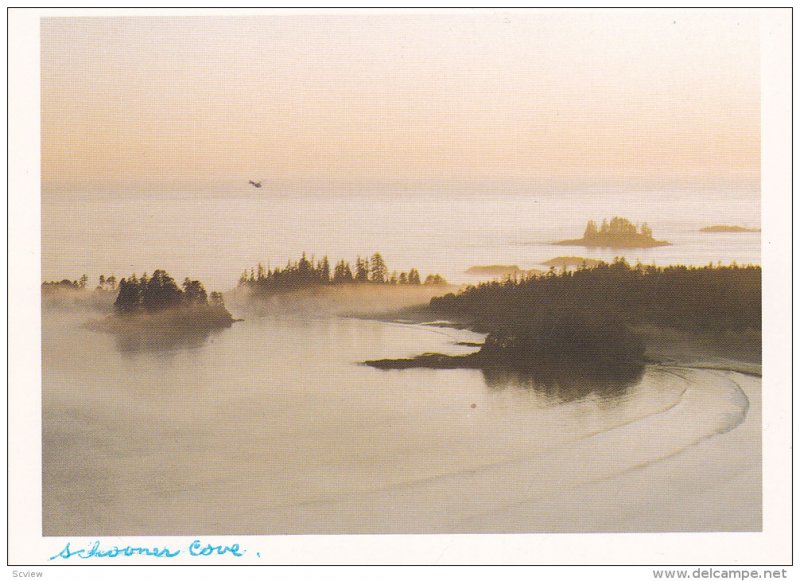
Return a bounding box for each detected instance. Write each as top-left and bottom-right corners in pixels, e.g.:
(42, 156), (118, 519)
(248, 180), (262, 188)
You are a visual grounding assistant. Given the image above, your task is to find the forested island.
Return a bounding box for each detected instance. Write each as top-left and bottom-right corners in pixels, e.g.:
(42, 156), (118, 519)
(236, 252), (447, 297)
(555, 217), (670, 248)
(700, 225), (760, 233)
(86, 269), (236, 335)
(366, 260), (760, 373)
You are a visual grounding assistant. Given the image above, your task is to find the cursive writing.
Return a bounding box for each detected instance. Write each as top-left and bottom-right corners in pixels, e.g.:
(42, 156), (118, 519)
(49, 540), (247, 561)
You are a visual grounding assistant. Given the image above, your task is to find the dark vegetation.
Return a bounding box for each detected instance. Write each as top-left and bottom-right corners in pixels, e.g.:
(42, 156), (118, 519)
(84, 269), (235, 349)
(365, 318), (647, 400)
(113, 270), (228, 316)
(465, 265), (544, 278)
(540, 256), (604, 269)
(555, 217), (670, 248)
(700, 225), (760, 233)
(366, 260), (760, 381)
(430, 259), (760, 334)
(42, 273), (118, 293)
(42, 274), (119, 310)
(237, 252), (447, 297)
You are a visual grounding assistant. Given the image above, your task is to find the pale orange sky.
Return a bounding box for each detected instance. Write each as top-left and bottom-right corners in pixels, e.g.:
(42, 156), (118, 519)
(41, 11), (760, 194)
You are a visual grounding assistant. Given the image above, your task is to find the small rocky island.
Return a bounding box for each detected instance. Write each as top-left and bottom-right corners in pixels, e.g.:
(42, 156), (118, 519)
(555, 217), (670, 248)
(700, 225), (760, 233)
(87, 269), (236, 335)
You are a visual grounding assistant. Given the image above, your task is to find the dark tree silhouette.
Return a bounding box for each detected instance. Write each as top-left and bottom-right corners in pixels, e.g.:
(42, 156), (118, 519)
(182, 278), (209, 305)
(355, 256), (370, 283)
(333, 260), (354, 283)
(237, 252), (446, 297)
(209, 291), (225, 307)
(319, 256), (331, 283)
(557, 217), (669, 248)
(370, 252), (388, 284)
(430, 259), (760, 334)
(111, 269), (225, 316)
(114, 278), (142, 313)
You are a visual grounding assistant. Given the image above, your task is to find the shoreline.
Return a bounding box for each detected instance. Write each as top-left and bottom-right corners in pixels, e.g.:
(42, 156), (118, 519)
(355, 309), (761, 374)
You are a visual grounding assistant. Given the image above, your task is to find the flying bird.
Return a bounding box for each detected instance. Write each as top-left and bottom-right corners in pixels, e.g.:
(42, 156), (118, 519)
(248, 180), (262, 188)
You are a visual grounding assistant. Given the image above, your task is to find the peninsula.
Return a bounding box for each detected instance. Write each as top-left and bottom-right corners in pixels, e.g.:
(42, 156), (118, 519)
(366, 260), (760, 373)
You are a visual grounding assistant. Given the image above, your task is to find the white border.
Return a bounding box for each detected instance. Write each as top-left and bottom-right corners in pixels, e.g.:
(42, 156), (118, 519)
(7, 7), (793, 572)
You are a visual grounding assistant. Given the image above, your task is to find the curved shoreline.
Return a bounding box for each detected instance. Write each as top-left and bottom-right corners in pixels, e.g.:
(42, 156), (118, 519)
(226, 364), (758, 534)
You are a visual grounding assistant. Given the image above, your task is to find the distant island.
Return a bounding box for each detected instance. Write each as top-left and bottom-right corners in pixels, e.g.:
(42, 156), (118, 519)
(86, 269), (236, 335)
(700, 225), (760, 233)
(465, 265), (545, 278)
(555, 217), (670, 248)
(539, 256), (604, 269)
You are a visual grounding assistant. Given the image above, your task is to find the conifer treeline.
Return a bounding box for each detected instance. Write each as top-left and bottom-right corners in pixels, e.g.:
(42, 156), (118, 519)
(583, 217), (653, 240)
(42, 274), (118, 293)
(557, 216), (669, 247)
(238, 252), (447, 294)
(430, 259), (760, 333)
(114, 269), (225, 314)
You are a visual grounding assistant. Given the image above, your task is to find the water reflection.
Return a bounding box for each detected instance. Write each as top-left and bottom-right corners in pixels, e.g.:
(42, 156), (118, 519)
(109, 326), (224, 353)
(481, 360), (646, 403)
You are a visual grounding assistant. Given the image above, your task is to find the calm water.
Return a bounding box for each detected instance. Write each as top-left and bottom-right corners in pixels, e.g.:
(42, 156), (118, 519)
(41, 187), (761, 534)
(42, 188), (760, 291)
(42, 307), (759, 535)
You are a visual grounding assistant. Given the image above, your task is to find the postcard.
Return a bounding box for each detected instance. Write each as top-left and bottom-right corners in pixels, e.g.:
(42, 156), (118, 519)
(7, 7), (792, 574)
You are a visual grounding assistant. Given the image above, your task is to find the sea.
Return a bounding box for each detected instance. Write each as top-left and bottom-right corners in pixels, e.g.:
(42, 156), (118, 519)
(40, 187), (761, 535)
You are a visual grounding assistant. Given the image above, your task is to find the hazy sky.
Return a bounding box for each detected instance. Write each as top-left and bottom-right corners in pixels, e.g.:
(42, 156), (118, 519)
(41, 11), (760, 194)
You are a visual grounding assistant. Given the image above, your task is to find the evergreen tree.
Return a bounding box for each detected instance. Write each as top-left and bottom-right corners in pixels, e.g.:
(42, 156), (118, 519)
(408, 268), (421, 285)
(319, 256), (331, 283)
(182, 278), (208, 305)
(114, 278), (141, 313)
(142, 269), (182, 310)
(355, 256), (370, 282)
(333, 260), (353, 283)
(424, 274), (447, 285)
(370, 252), (388, 283)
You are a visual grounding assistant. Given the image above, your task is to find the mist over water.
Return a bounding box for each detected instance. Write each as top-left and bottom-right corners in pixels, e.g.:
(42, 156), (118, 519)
(46, 308), (756, 535)
(41, 186), (761, 534)
(42, 188), (760, 292)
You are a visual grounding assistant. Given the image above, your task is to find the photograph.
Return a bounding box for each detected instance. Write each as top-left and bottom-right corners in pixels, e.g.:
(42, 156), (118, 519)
(7, 6), (792, 571)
